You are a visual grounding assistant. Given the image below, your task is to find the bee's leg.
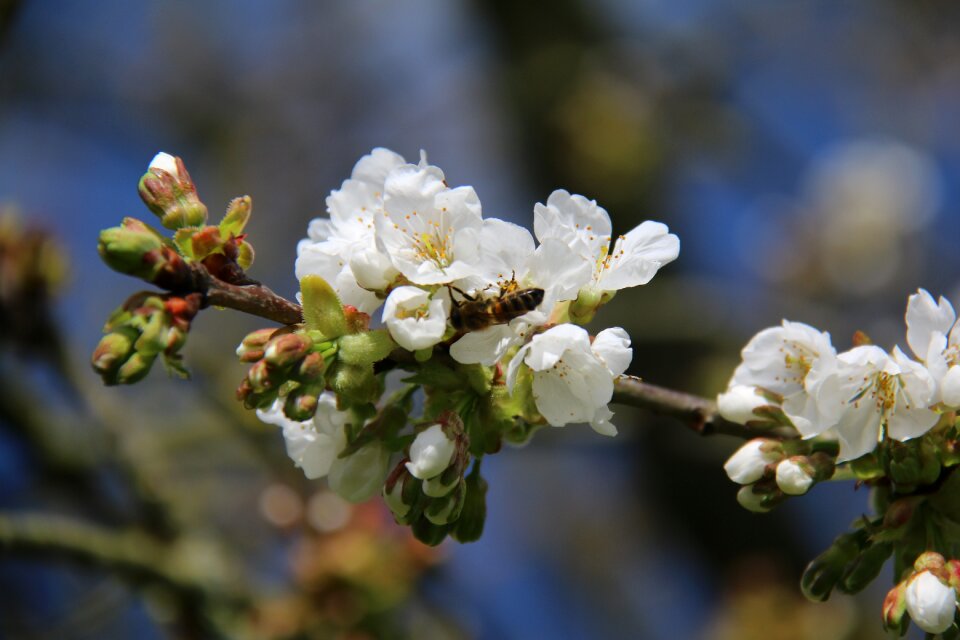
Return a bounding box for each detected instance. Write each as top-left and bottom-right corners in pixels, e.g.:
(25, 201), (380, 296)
(448, 285), (476, 302)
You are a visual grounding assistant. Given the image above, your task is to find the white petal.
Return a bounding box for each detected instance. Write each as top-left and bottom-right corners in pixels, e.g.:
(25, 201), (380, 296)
(382, 287), (449, 351)
(405, 424), (456, 480)
(723, 439), (780, 484)
(591, 327), (632, 377)
(523, 324), (592, 372)
(942, 365), (960, 407)
(834, 403), (882, 462)
(718, 385), (769, 425)
(149, 151), (179, 176)
(887, 407), (939, 442)
(597, 221), (680, 291)
(775, 458), (814, 495)
(533, 190), (611, 257)
(906, 289), (956, 360)
(449, 325), (519, 365)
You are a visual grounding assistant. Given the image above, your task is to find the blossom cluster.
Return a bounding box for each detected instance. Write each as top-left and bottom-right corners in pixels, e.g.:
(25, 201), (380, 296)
(719, 289), (960, 465)
(251, 147), (678, 530)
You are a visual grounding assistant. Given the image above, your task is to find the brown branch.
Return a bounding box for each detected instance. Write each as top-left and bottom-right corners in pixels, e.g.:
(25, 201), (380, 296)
(151, 260), (766, 440)
(612, 376), (764, 439)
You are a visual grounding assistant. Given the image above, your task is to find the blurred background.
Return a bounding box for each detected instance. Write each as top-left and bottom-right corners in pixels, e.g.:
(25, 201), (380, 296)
(1, 0), (959, 638)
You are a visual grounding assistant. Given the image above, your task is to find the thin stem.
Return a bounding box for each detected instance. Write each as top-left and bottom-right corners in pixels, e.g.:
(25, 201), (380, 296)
(612, 376), (764, 439)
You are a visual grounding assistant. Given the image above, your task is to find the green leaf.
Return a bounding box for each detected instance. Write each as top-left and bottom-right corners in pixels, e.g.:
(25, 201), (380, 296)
(173, 228), (195, 259)
(337, 329), (396, 365)
(300, 275), (346, 338)
(220, 196), (252, 237)
(401, 360), (465, 391)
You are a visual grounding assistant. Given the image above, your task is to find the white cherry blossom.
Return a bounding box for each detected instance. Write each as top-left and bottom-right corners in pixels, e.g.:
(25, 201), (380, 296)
(296, 148), (405, 312)
(804, 345), (938, 462)
(533, 189), (679, 295)
(257, 393), (390, 502)
(375, 158), (484, 285)
(905, 288), (960, 406)
(506, 324), (632, 436)
(449, 218), (591, 366)
(382, 286), (450, 351)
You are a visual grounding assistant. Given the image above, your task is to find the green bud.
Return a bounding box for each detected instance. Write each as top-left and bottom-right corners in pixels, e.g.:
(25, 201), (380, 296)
(263, 333), (312, 368)
(452, 464), (488, 544)
(568, 287), (602, 325)
(425, 479), (466, 526)
(849, 452), (884, 480)
(423, 467), (460, 498)
(881, 581), (909, 632)
(138, 154), (208, 229)
(337, 330), (395, 365)
(328, 362), (380, 405)
(839, 542), (892, 594)
(918, 437), (942, 486)
(97, 219), (165, 280)
(91, 326), (138, 378)
(383, 466), (415, 521)
(134, 308), (169, 357)
(801, 530), (867, 602)
(283, 386), (319, 421)
(115, 352), (157, 385)
(411, 516), (449, 547)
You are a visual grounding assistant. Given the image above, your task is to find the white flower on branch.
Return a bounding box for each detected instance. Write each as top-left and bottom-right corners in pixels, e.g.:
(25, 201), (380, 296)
(296, 148), (406, 312)
(382, 286), (449, 351)
(506, 324), (632, 436)
(257, 393), (390, 502)
(533, 189), (679, 295)
(804, 345), (938, 462)
(375, 155), (484, 285)
(905, 288), (960, 406)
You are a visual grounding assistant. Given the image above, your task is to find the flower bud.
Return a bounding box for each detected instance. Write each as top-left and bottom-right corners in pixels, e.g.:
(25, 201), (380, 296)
(97, 219), (165, 280)
(115, 352), (157, 385)
(882, 581), (909, 632)
(905, 571), (957, 634)
(139, 153), (208, 229)
(452, 466), (488, 543)
(839, 542), (892, 594)
(717, 385), (772, 425)
(801, 531), (865, 602)
(568, 288), (602, 325)
(736, 485), (779, 513)
(424, 479), (466, 526)
(724, 438), (782, 485)
(775, 457), (815, 495)
(383, 463), (417, 521)
(406, 424), (457, 481)
(91, 326), (138, 380)
(237, 328), (276, 361)
(283, 386), (320, 421)
(247, 360), (276, 392)
(263, 333), (312, 368)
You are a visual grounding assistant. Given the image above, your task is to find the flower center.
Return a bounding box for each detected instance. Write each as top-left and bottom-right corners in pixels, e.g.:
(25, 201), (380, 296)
(413, 224), (453, 269)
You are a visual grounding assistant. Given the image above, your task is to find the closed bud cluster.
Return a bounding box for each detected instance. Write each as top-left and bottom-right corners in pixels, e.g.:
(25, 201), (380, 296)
(98, 218), (189, 286)
(92, 293), (201, 384)
(236, 327), (335, 420)
(138, 152), (208, 229)
(382, 412), (473, 545)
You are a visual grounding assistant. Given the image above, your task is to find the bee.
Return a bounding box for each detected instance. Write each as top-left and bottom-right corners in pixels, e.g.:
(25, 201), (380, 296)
(449, 285), (545, 332)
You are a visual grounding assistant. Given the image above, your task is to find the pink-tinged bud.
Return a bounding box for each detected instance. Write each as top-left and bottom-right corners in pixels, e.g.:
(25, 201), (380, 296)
(247, 360), (275, 392)
(297, 351), (325, 380)
(947, 560), (960, 591)
(263, 333), (312, 368)
(905, 571), (957, 634)
(883, 497), (922, 530)
(343, 305), (371, 333)
(139, 153), (208, 229)
(915, 551), (947, 574)
(237, 328), (276, 361)
(724, 438), (783, 485)
(91, 327), (138, 377)
(283, 389), (319, 421)
(882, 581), (908, 631)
